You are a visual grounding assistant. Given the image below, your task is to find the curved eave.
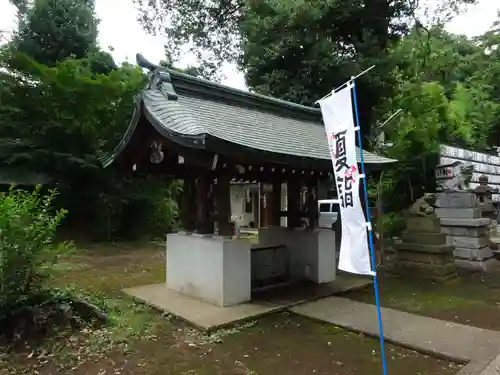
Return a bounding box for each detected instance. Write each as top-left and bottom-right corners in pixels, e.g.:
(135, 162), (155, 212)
(101, 99), (208, 169)
(142, 102), (207, 150)
(101, 96), (142, 168)
(140, 97), (331, 169)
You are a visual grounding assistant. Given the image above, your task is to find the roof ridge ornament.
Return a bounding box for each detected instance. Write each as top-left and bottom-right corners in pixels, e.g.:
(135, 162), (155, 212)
(136, 53), (178, 101)
(136, 53), (158, 71)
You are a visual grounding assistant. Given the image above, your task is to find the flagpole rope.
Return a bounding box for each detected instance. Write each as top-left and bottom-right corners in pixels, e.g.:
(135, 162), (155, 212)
(351, 78), (389, 375)
(314, 65), (375, 104)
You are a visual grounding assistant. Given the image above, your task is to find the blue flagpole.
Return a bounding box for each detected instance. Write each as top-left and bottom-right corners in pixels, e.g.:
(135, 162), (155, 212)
(350, 78), (389, 375)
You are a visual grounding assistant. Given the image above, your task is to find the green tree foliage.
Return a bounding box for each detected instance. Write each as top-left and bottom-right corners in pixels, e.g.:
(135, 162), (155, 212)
(0, 50), (145, 181)
(475, 18), (500, 145)
(373, 24), (500, 207)
(10, 0), (99, 67)
(1, 0), (182, 241)
(134, 0), (477, 68)
(133, 0), (477, 139)
(0, 49), (181, 239)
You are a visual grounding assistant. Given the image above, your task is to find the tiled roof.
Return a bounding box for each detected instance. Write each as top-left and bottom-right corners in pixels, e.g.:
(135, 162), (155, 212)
(104, 55), (397, 167)
(141, 70), (396, 165)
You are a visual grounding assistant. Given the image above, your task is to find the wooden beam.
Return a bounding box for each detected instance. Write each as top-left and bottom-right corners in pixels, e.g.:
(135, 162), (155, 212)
(180, 176), (196, 232)
(287, 180), (301, 229)
(214, 175), (232, 236)
(231, 169), (330, 183)
(306, 179), (318, 229)
(270, 180), (282, 226)
(195, 175), (214, 234)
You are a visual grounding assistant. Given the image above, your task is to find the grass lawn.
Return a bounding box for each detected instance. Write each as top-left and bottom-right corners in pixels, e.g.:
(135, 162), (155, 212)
(345, 270), (500, 331)
(0, 242), (462, 375)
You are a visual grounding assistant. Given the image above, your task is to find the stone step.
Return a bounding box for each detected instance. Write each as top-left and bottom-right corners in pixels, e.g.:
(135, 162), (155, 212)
(394, 242), (454, 254)
(406, 217), (441, 233)
(441, 218), (490, 227)
(441, 226), (489, 237)
(402, 232), (446, 245)
(455, 258), (500, 272)
(393, 261), (456, 279)
(491, 235), (500, 245)
(397, 251), (454, 264)
(435, 208), (482, 219)
(454, 246), (494, 261)
(446, 236), (489, 249)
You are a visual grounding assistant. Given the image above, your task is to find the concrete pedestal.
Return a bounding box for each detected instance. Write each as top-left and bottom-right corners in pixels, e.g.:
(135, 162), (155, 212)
(166, 233), (251, 307)
(258, 227), (336, 284)
(436, 192), (500, 272)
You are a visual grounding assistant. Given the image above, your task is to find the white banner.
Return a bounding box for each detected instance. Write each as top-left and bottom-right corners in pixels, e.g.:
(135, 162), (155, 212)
(319, 84), (374, 276)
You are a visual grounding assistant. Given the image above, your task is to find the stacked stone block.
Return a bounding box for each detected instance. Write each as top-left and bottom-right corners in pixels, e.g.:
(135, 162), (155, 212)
(394, 216), (456, 280)
(436, 192), (499, 271)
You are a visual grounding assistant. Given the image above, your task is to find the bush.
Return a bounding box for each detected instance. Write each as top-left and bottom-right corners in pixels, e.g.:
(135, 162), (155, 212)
(0, 185), (72, 318)
(381, 212), (406, 239)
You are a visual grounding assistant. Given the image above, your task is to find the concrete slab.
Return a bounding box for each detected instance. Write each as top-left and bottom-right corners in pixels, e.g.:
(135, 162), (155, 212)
(253, 273), (371, 306)
(475, 353), (500, 375)
(124, 283), (282, 331)
(456, 358), (495, 375)
(290, 297), (500, 362)
(124, 274), (372, 331)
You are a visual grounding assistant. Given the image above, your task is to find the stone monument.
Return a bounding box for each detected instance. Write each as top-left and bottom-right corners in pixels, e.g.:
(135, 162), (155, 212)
(394, 193), (457, 280)
(434, 165), (500, 271)
(435, 161), (473, 192)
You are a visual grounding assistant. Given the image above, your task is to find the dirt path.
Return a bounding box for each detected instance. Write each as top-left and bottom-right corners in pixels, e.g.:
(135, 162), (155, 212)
(36, 315), (459, 375)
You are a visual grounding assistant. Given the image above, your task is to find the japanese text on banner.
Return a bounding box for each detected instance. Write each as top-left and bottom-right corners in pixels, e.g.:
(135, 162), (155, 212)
(319, 84), (374, 276)
(330, 129), (359, 209)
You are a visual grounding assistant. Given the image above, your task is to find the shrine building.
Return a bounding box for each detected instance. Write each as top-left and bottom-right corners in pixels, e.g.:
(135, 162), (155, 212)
(104, 53), (395, 309)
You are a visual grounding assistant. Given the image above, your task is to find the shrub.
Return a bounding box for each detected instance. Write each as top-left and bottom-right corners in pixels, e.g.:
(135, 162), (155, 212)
(0, 185), (72, 318)
(380, 212), (406, 239)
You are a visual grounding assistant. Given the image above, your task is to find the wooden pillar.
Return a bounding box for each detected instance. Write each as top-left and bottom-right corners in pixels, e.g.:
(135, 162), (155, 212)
(252, 188), (259, 227)
(306, 179), (318, 229)
(270, 180), (282, 226)
(258, 183), (269, 228)
(180, 176), (196, 232)
(195, 175), (214, 234)
(287, 179), (301, 228)
(214, 175), (232, 236)
(257, 183), (263, 228)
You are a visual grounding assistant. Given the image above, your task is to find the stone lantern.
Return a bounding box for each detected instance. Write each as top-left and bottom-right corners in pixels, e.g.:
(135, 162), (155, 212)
(474, 175), (497, 221)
